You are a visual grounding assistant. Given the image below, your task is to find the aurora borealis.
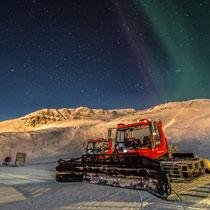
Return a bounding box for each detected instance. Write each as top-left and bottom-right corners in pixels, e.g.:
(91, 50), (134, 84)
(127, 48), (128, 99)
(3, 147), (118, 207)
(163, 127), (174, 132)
(116, 0), (210, 101)
(138, 0), (210, 100)
(0, 0), (210, 120)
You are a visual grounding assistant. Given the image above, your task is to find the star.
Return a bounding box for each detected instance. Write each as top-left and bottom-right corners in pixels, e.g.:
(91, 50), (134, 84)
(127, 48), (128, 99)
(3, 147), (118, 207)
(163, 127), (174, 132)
(0, 0), (210, 120)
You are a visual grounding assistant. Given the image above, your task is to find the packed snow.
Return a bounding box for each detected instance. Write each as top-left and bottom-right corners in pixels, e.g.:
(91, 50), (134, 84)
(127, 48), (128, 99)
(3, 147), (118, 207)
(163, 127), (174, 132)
(0, 163), (210, 210)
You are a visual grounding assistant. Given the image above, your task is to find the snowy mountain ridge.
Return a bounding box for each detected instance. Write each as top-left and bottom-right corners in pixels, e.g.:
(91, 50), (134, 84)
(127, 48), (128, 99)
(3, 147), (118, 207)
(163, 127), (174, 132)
(0, 99), (210, 163)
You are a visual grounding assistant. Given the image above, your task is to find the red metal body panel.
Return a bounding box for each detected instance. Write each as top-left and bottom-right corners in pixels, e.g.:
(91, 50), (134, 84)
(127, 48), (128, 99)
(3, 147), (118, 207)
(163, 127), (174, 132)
(87, 138), (104, 143)
(117, 119), (150, 129)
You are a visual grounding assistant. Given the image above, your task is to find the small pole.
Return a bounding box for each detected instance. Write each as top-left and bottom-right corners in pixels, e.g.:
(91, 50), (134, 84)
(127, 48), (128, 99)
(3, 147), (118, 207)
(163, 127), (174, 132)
(138, 190), (143, 209)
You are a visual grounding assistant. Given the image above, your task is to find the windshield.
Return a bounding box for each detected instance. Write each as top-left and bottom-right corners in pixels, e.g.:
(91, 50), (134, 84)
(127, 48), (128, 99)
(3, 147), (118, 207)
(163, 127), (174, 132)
(87, 142), (94, 150)
(116, 125), (151, 149)
(86, 141), (105, 154)
(87, 142), (103, 149)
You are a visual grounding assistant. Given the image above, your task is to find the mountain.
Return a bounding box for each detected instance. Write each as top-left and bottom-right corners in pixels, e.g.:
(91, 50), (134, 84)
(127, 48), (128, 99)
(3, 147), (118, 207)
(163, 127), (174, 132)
(0, 99), (210, 163)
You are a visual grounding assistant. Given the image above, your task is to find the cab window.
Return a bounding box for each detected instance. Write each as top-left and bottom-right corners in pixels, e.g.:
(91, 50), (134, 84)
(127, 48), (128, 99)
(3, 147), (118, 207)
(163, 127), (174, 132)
(153, 123), (161, 147)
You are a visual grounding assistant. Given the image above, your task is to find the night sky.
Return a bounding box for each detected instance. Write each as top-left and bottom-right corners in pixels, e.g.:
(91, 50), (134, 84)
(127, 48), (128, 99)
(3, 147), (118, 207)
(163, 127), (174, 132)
(1, 0), (210, 120)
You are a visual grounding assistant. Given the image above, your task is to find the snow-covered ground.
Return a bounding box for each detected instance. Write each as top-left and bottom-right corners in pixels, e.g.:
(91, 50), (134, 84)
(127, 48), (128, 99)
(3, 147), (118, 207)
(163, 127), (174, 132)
(0, 163), (210, 210)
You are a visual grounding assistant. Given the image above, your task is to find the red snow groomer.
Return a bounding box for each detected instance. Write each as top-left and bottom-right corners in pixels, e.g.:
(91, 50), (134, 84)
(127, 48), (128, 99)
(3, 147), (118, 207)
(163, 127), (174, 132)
(56, 119), (210, 199)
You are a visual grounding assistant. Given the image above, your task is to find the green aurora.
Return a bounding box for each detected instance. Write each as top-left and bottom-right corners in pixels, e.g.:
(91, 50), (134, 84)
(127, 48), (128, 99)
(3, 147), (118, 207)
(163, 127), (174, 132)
(137, 0), (210, 101)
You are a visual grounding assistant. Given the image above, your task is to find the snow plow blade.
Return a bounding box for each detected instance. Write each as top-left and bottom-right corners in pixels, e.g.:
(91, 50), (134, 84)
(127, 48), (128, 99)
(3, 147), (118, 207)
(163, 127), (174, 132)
(56, 155), (171, 200)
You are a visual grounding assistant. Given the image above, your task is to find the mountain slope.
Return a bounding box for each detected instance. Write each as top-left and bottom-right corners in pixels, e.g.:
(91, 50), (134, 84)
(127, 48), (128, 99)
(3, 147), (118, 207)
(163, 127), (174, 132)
(0, 99), (210, 163)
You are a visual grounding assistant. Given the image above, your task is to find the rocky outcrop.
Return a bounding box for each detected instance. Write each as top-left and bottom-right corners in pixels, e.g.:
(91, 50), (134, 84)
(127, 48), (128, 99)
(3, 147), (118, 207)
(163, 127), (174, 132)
(19, 107), (136, 127)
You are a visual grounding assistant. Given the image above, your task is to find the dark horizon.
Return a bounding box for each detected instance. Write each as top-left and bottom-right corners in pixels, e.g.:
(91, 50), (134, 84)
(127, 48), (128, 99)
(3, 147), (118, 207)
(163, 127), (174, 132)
(1, 0), (210, 120)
